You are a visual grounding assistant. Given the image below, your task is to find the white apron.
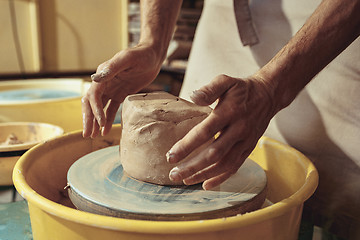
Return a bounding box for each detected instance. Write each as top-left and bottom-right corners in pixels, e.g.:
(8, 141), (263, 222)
(180, 0), (360, 238)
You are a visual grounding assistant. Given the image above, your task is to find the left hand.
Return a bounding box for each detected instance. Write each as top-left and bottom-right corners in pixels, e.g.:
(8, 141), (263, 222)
(81, 43), (163, 138)
(166, 74), (277, 190)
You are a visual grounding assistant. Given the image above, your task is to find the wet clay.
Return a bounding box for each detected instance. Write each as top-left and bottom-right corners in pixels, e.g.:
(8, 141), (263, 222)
(1, 133), (23, 145)
(120, 92), (212, 185)
(67, 146), (267, 220)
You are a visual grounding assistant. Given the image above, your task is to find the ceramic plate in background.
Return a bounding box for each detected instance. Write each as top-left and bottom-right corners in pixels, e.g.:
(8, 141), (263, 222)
(0, 122), (64, 185)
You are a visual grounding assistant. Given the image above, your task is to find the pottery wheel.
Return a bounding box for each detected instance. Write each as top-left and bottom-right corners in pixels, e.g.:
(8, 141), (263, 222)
(67, 146), (267, 221)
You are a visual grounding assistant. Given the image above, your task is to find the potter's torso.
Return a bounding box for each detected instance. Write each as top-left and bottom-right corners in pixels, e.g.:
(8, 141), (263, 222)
(180, 0), (360, 234)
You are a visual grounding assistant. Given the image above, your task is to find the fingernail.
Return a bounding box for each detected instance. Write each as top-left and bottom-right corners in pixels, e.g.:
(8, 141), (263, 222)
(166, 150), (176, 163)
(169, 167), (182, 182)
(190, 90), (208, 104)
(191, 90), (205, 98)
(100, 67), (110, 78)
(101, 126), (107, 136)
(91, 68), (109, 82)
(90, 73), (98, 81)
(182, 178), (193, 186)
(202, 182), (210, 191)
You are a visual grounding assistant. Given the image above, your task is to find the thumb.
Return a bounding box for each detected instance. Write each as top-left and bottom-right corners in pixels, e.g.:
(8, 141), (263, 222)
(91, 62), (114, 83)
(91, 51), (132, 83)
(190, 74), (237, 106)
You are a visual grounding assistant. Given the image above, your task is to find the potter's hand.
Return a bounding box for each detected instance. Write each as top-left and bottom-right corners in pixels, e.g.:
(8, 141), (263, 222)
(82, 44), (162, 138)
(167, 74), (277, 190)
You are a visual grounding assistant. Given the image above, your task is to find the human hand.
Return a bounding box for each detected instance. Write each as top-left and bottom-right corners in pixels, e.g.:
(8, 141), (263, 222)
(167, 74), (277, 190)
(82, 44), (163, 138)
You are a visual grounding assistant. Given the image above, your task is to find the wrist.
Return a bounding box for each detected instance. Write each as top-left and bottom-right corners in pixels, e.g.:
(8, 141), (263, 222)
(251, 67), (298, 114)
(139, 0), (182, 66)
(138, 38), (168, 66)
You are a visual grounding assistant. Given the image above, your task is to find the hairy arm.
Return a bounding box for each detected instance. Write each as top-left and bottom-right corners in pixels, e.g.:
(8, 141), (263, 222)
(168, 0), (360, 190)
(139, 0), (183, 65)
(82, 0), (182, 138)
(257, 0), (360, 111)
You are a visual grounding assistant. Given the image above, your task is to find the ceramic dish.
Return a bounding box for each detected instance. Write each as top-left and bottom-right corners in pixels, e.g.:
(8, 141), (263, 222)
(0, 122), (64, 185)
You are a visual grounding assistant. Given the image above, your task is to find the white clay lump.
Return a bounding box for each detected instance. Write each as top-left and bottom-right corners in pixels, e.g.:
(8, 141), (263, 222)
(120, 91), (212, 185)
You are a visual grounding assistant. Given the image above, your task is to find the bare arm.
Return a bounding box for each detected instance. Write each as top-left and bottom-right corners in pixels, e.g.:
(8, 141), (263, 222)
(168, 0), (360, 189)
(139, 0), (183, 65)
(258, 0), (360, 111)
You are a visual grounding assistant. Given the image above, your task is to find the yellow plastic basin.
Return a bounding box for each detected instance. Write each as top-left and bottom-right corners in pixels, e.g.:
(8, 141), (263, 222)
(13, 125), (318, 240)
(0, 122), (64, 186)
(0, 79), (90, 132)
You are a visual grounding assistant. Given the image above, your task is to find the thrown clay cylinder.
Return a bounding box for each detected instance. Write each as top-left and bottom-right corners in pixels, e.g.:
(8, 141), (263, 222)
(120, 91), (212, 185)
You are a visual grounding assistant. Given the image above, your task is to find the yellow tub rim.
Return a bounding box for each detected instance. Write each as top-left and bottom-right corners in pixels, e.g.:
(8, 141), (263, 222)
(0, 78), (90, 106)
(13, 130), (319, 235)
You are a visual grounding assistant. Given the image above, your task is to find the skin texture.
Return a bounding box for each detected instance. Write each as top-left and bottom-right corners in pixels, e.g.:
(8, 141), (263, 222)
(82, 0), (182, 138)
(167, 76), (276, 190)
(82, 0), (360, 190)
(120, 92), (211, 185)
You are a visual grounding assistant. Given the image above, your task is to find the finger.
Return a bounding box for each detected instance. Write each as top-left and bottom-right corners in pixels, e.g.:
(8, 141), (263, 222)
(177, 127), (245, 185)
(102, 100), (121, 136)
(91, 63), (111, 82)
(183, 141), (247, 186)
(202, 172), (233, 190)
(167, 76), (240, 162)
(169, 124), (244, 183)
(91, 119), (101, 138)
(186, 141), (251, 189)
(91, 51), (133, 83)
(87, 84), (106, 128)
(202, 148), (252, 190)
(81, 96), (94, 138)
(190, 74), (237, 106)
(169, 147), (217, 183)
(166, 110), (228, 164)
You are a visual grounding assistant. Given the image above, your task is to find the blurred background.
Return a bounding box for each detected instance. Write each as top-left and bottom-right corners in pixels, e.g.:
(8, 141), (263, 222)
(0, 0), (204, 96)
(0, 0), (203, 227)
(0, 1), (326, 239)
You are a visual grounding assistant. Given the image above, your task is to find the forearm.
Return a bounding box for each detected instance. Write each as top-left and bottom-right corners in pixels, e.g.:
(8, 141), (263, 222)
(255, 0), (360, 112)
(139, 0), (183, 64)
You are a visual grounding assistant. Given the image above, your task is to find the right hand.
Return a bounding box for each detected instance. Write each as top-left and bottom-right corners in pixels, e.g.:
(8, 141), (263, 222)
(82, 43), (163, 138)
(167, 74), (278, 190)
